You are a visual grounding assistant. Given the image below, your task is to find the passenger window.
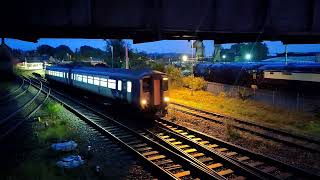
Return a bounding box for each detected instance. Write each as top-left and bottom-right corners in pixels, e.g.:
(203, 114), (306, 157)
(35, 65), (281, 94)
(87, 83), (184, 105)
(88, 76), (94, 84)
(77, 74), (83, 81)
(100, 78), (108, 87)
(127, 81), (132, 92)
(82, 75), (87, 83)
(118, 80), (122, 91)
(143, 78), (151, 92)
(108, 79), (116, 89)
(162, 77), (169, 91)
(94, 77), (100, 85)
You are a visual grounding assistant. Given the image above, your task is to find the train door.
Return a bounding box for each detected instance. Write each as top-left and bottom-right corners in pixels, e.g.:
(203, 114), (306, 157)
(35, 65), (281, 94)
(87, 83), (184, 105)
(153, 79), (161, 105)
(142, 75), (162, 106)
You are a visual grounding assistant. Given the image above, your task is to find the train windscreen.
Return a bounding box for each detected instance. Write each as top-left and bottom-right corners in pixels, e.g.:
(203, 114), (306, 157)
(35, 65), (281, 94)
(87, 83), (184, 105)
(143, 78), (151, 92)
(162, 78), (168, 91)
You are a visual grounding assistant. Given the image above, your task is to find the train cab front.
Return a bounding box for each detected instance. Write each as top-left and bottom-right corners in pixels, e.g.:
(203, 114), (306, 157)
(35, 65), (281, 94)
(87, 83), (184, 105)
(140, 74), (169, 116)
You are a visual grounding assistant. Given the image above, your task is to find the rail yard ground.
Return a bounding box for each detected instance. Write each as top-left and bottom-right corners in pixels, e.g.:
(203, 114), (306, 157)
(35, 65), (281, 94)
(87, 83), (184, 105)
(4, 69), (320, 178)
(168, 87), (320, 137)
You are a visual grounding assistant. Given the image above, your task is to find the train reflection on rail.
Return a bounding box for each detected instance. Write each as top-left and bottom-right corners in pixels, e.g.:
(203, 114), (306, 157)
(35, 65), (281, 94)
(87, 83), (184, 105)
(45, 65), (169, 117)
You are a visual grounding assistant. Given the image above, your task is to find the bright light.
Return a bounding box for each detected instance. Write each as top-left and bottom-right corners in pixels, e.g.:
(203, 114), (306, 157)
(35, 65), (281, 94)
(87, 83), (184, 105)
(182, 55), (188, 61)
(164, 97), (170, 102)
(222, 55), (226, 59)
(163, 77), (168, 81)
(245, 53), (252, 60)
(141, 99), (147, 105)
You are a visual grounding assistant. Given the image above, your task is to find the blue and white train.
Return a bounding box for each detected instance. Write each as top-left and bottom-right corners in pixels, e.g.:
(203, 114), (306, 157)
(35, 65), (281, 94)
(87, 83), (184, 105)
(45, 65), (169, 115)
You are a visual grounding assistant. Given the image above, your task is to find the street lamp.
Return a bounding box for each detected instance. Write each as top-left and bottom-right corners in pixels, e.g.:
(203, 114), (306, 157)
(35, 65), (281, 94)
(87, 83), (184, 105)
(182, 55), (188, 62)
(245, 53), (252, 60)
(222, 55), (226, 59)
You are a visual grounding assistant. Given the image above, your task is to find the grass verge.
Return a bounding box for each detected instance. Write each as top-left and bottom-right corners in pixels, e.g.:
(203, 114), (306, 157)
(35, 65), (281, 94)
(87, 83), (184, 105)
(2, 101), (88, 179)
(168, 88), (320, 137)
(14, 67), (45, 77)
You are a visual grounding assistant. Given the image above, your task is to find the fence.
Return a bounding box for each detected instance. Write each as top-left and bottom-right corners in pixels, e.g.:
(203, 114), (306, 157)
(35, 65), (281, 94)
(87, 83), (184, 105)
(207, 82), (320, 113)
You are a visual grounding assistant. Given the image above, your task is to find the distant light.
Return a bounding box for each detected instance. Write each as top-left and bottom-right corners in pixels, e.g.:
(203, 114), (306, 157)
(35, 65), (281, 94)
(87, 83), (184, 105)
(141, 99), (147, 105)
(245, 53), (252, 60)
(164, 97), (170, 102)
(182, 55), (188, 62)
(222, 55), (226, 59)
(163, 77), (168, 81)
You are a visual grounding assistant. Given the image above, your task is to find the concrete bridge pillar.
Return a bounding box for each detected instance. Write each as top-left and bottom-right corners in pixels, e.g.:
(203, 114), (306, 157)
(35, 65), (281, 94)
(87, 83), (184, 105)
(0, 38), (14, 81)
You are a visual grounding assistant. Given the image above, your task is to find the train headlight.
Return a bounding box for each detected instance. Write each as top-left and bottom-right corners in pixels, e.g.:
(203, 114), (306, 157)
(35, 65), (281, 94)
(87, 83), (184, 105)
(141, 99), (147, 105)
(164, 97), (170, 102)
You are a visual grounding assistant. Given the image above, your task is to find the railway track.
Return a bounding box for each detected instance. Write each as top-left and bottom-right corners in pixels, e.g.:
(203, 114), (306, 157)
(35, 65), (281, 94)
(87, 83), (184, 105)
(154, 118), (320, 179)
(31, 77), (283, 179)
(169, 102), (320, 153)
(0, 78), (49, 140)
(32, 76), (320, 179)
(29, 78), (221, 179)
(145, 126), (270, 179)
(0, 78), (31, 105)
(0, 78), (25, 101)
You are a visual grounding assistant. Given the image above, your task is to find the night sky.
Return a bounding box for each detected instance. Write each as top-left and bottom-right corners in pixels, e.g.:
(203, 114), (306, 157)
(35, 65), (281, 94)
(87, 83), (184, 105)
(5, 38), (320, 57)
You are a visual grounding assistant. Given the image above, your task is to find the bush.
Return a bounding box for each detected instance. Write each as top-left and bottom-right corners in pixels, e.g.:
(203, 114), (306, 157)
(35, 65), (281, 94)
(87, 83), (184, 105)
(150, 62), (165, 72)
(45, 102), (63, 119)
(165, 65), (183, 88)
(182, 76), (207, 95)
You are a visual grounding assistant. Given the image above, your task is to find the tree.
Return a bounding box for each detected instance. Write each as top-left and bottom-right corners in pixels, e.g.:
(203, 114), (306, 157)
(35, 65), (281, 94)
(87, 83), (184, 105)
(79, 45), (105, 60)
(165, 65), (183, 88)
(220, 42), (269, 62)
(105, 39), (127, 68)
(37, 45), (55, 56)
(239, 42), (268, 61)
(128, 50), (149, 70)
(54, 45), (73, 60)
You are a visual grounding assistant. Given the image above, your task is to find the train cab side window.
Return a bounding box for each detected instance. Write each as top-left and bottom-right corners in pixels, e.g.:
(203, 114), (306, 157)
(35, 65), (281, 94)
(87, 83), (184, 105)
(100, 78), (108, 87)
(108, 79), (116, 89)
(88, 76), (94, 84)
(143, 78), (151, 92)
(127, 81), (132, 92)
(118, 80), (122, 91)
(162, 77), (168, 91)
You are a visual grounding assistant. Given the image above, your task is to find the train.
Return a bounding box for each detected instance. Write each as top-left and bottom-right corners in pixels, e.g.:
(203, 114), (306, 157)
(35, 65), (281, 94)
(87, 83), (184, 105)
(193, 62), (264, 86)
(45, 65), (169, 116)
(257, 63), (320, 91)
(194, 62), (320, 92)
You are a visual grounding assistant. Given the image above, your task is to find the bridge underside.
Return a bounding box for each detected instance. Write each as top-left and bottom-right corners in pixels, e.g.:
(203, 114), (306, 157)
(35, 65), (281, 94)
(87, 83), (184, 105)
(1, 0), (320, 44)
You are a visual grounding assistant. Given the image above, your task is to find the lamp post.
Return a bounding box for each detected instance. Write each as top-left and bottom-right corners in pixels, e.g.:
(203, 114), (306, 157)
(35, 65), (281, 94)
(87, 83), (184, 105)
(110, 45), (114, 68)
(245, 53), (252, 61)
(182, 55), (188, 62)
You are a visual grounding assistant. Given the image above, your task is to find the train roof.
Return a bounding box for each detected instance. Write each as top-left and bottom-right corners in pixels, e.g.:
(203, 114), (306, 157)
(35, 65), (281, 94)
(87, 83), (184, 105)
(47, 65), (165, 79)
(195, 62), (264, 70)
(259, 63), (320, 73)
